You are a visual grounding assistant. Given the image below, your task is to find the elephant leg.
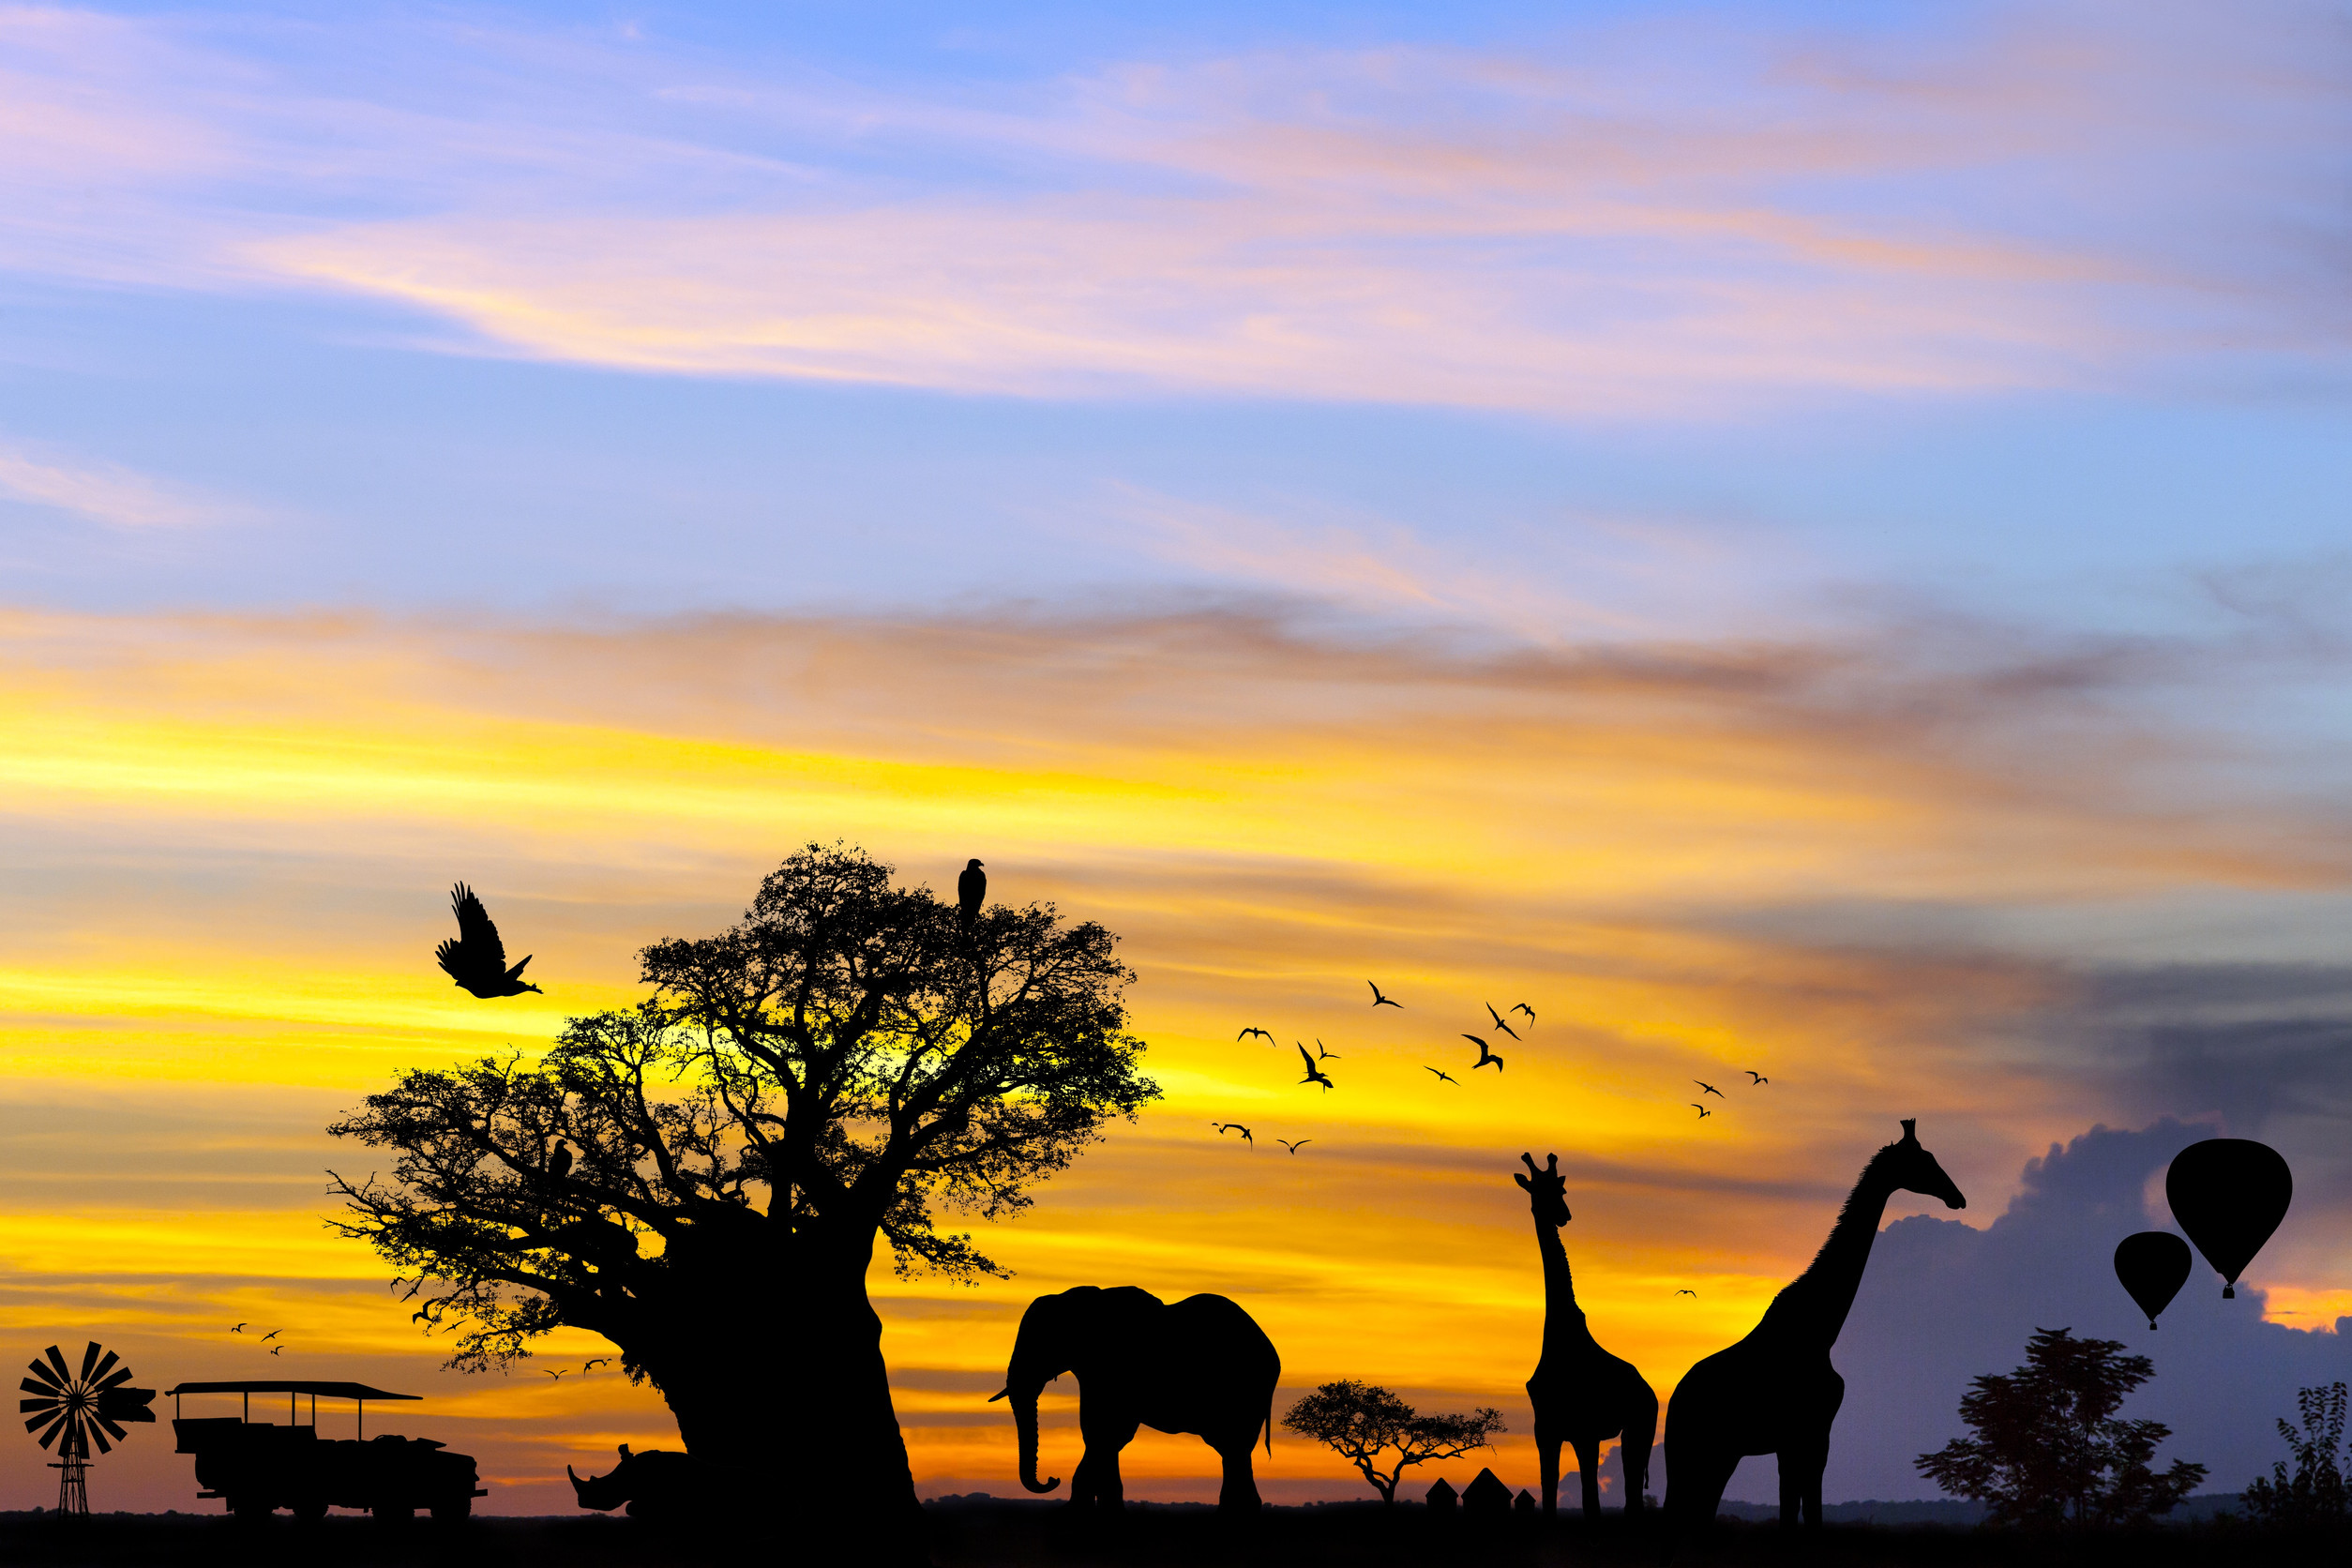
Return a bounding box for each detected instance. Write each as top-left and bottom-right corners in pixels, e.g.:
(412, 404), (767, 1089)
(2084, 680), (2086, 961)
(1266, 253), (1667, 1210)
(1572, 1439), (1603, 1521)
(1214, 1436), (1262, 1514)
(1534, 1422), (1560, 1517)
(1072, 1418), (1138, 1511)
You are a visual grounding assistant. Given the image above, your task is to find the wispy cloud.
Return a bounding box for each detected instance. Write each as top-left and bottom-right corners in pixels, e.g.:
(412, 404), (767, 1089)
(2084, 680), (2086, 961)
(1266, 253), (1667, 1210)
(3, 4), (2344, 412)
(0, 446), (235, 529)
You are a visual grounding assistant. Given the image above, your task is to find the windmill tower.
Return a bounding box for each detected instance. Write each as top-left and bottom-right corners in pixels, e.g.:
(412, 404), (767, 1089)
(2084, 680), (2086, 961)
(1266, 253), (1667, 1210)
(20, 1342), (156, 1515)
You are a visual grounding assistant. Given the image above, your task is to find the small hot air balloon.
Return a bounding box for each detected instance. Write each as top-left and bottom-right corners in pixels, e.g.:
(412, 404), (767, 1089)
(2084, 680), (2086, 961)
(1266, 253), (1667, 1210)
(2114, 1231), (2193, 1329)
(2165, 1138), (2293, 1300)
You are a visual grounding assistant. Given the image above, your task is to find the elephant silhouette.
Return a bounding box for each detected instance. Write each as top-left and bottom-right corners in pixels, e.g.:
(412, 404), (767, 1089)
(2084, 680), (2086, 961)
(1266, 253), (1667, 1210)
(990, 1285), (1280, 1513)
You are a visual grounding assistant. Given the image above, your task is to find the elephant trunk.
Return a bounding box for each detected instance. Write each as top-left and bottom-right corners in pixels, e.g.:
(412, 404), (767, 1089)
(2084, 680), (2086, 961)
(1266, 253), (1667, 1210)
(1011, 1387), (1061, 1495)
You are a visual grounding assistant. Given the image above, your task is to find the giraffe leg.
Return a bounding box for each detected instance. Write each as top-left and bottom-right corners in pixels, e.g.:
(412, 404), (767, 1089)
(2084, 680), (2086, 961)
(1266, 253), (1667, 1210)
(1621, 1386), (1658, 1514)
(1535, 1421), (1561, 1518)
(1665, 1447), (1737, 1539)
(1573, 1439), (1603, 1521)
(1786, 1436), (1830, 1530)
(1777, 1455), (1801, 1529)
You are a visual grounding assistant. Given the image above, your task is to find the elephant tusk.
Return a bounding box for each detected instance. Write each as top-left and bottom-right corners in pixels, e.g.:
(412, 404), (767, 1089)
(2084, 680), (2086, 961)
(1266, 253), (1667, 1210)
(988, 1387), (1010, 1403)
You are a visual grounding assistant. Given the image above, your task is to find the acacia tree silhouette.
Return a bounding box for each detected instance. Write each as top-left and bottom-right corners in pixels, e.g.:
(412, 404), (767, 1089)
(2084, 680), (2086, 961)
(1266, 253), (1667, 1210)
(1282, 1381), (1505, 1504)
(327, 844), (1156, 1561)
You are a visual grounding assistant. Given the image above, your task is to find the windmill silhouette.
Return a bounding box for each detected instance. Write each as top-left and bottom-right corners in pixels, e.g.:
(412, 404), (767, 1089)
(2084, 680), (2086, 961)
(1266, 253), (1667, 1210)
(20, 1342), (156, 1515)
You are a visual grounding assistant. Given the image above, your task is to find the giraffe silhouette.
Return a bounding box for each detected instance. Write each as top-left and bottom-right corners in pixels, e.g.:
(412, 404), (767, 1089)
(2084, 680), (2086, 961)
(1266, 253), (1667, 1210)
(1515, 1153), (1657, 1520)
(1664, 1119), (1965, 1531)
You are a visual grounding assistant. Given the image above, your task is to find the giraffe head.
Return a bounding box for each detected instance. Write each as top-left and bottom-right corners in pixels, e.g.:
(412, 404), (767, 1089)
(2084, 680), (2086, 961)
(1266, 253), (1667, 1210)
(1515, 1152), (1572, 1227)
(1878, 1119), (1968, 1210)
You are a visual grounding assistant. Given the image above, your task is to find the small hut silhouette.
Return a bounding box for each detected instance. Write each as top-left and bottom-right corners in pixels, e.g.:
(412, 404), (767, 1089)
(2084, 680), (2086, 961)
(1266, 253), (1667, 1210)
(1425, 1476), (1458, 1511)
(1463, 1468), (1512, 1515)
(1514, 1487), (1537, 1514)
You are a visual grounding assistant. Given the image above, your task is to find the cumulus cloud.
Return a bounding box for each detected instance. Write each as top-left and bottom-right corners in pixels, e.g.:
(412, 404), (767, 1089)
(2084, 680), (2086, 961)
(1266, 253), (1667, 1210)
(1817, 1120), (2352, 1503)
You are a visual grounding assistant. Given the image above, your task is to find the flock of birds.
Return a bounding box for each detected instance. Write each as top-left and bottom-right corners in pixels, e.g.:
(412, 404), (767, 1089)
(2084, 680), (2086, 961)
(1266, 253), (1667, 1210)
(1216, 981), (1779, 1158)
(226, 1323), (288, 1357)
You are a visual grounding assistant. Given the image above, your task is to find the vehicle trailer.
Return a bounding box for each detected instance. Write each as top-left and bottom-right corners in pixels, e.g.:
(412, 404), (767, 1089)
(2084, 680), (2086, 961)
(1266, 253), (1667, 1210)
(164, 1380), (487, 1522)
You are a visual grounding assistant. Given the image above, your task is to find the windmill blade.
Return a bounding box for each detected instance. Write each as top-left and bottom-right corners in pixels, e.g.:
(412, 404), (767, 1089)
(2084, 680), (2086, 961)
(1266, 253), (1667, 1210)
(94, 1366), (134, 1392)
(77, 1342), (103, 1382)
(19, 1397), (59, 1414)
(34, 1413), (66, 1450)
(85, 1348), (118, 1383)
(23, 1410), (61, 1437)
(22, 1360), (61, 1391)
(21, 1380), (60, 1399)
(42, 1347), (72, 1387)
(89, 1419), (115, 1455)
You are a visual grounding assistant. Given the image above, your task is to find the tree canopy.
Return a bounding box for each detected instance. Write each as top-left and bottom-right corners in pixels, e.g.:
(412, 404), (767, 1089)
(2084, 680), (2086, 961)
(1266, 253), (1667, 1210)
(1282, 1380), (1506, 1503)
(327, 842), (1160, 1380)
(1915, 1326), (2206, 1528)
(2241, 1382), (2350, 1527)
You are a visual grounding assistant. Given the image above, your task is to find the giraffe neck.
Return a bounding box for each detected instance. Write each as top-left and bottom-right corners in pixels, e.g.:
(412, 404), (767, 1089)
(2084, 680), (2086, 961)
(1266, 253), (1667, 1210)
(1534, 1212), (1591, 1346)
(1756, 1153), (1899, 1351)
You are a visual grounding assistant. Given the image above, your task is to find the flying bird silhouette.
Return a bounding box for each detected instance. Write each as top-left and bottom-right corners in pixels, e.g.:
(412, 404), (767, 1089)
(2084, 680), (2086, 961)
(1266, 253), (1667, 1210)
(435, 882), (543, 998)
(1426, 1067), (1459, 1086)
(1511, 1003), (1536, 1023)
(583, 1358), (610, 1375)
(1462, 1034), (1503, 1071)
(1690, 1104), (1711, 1119)
(260, 1329), (281, 1342)
(1695, 1080), (1724, 1098)
(1237, 1028), (1275, 1044)
(1213, 1123), (1255, 1146)
(1675, 1289), (1697, 1297)
(1485, 1003), (1520, 1041)
(1297, 1044), (1335, 1092)
(1366, 981), (1402, 1008)
(548, 1139), (573, 1180)
(269, 1346), (283, 1356)
(1276, 1139), (1312, 1154)
(230, 1323), (246, 1334)
(546, 1368), (566, 1380)
(957, 858), (986, 931)
(1744, 1070), (1770, 1085)
(1315, 1040), (1340, 1061)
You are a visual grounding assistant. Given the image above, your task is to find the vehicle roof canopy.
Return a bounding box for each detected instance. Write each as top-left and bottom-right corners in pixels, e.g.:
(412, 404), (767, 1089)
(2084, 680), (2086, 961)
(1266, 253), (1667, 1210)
(165, 1381), (420, 1401)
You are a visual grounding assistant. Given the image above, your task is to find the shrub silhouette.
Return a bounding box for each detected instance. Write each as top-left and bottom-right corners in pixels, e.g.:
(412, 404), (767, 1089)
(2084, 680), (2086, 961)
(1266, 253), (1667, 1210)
(1915, 1326), (2206, 1527)
(1283, 1380), (1504, 1504)
(2241, 1381), (2350, 1526)
(328, 843), (1158, 1563)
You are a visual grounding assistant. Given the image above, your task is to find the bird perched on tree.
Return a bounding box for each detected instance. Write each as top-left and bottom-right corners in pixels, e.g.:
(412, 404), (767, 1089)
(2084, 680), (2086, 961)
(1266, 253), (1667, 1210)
(1366, 981), (1402, 1008)
(1463, 1034), (1503, 1071)
(435, 883), (542, 998)
(1297, 1043), (1335, 1092)
(549, 1140), (574, 1180)
(957, 858), (986, 931)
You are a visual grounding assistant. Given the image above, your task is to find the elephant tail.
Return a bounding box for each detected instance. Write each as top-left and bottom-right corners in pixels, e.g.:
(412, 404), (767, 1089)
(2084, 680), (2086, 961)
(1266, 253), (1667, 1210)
(1263, 1396), (1274, 1456)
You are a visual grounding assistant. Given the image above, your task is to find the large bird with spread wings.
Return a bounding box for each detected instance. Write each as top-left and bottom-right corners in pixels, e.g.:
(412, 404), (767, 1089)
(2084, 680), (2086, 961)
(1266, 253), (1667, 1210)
(435, 883), (543, 998)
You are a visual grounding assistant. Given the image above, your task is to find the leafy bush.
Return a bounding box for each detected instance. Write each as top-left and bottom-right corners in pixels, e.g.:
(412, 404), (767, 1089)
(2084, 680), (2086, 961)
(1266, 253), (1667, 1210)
(1916, 1325), (2206, 1527)
(2241, 1382), (2350, 1526)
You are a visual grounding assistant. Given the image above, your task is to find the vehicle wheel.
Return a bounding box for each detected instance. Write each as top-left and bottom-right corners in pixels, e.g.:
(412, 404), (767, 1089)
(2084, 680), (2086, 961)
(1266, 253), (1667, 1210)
(430, 1496), (472, 1524)
(293, 1499), (327, 1523)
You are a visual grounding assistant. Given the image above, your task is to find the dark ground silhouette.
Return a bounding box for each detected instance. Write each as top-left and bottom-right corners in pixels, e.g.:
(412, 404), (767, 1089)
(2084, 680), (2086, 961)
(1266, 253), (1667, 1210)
(993, 1286), (1280, 1514)
(1666, 1121), (1967, 1531)
(1515, 1153), (1655, 1520)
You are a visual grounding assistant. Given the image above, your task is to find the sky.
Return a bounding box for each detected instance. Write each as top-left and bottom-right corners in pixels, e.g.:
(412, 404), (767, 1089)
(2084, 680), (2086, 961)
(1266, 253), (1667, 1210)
(0, 0), (2348, 1516)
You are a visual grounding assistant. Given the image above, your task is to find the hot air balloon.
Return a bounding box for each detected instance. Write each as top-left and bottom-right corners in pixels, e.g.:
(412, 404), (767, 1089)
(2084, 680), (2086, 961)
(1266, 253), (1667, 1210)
(2113, 1231), (2193, 1329)
(2165, 1138), (2292, 1300)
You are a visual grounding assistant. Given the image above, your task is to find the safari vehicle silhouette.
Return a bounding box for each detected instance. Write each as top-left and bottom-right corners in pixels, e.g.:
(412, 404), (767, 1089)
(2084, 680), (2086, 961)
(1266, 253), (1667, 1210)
(165, 1380), (487, 1522)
